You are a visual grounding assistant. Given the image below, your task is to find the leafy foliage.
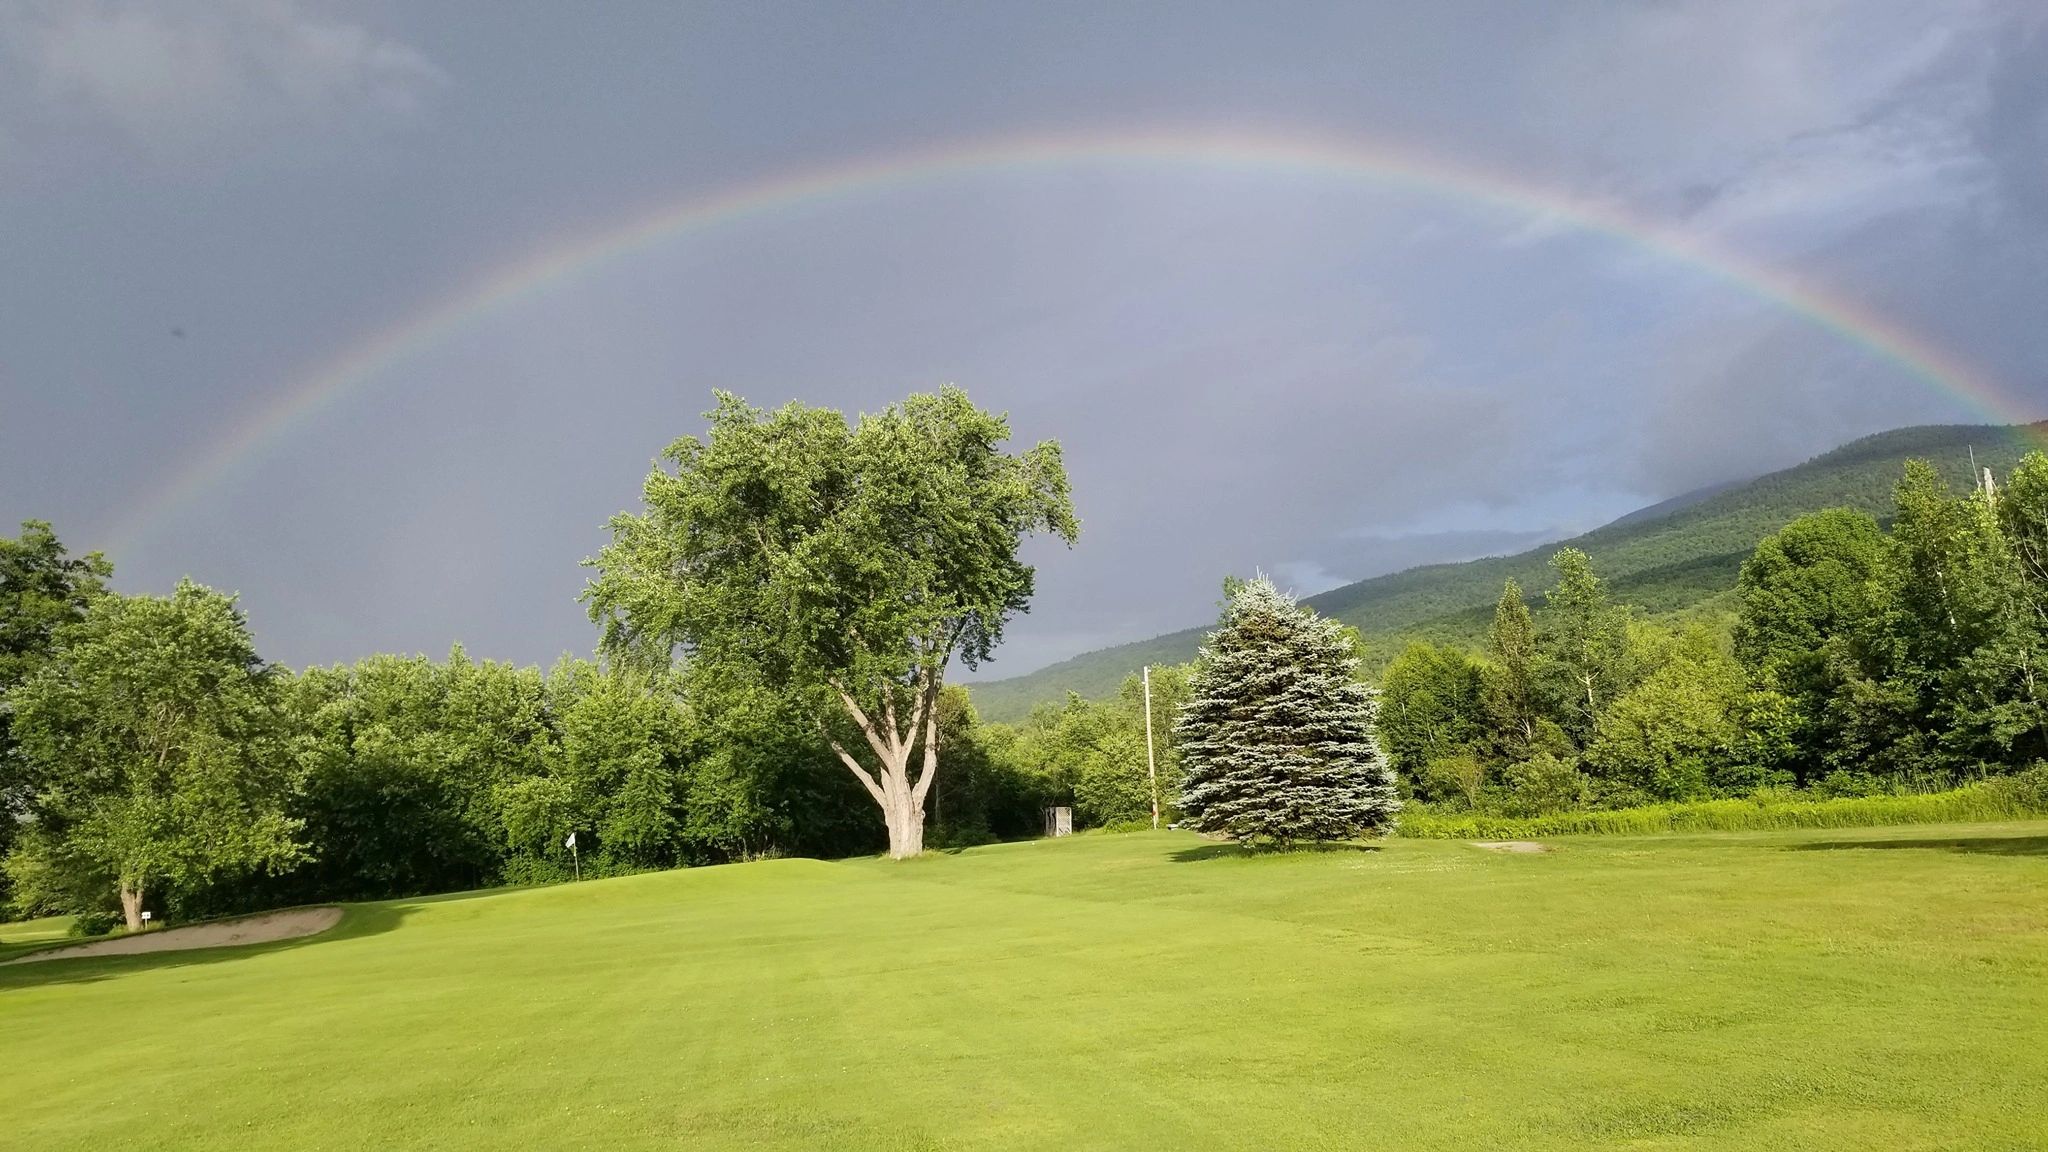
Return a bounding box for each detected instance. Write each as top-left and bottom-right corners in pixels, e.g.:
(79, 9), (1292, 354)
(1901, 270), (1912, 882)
(7, 581), (302, 928)
(1534, 548), (1637, 745)
(1376, 641), (1486, 785)
(1585, 626), (1750, 802)
(0, 521), (111, 904)
(584, 387), (1076, 857)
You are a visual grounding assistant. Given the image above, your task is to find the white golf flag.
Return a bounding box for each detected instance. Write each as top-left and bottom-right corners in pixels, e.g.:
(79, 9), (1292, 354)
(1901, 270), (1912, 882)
(565, 831), (576, 850)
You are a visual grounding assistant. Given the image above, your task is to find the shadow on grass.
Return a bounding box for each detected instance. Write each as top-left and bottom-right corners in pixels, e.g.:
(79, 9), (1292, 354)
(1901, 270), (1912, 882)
(1787, 834), (2048, 857)
(1169, 841), (1383, 863)
(0, 889), (479, 992)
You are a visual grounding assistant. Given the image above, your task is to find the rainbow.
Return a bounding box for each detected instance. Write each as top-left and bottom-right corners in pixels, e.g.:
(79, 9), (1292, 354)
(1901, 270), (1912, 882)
(111, 128), (2034, 552)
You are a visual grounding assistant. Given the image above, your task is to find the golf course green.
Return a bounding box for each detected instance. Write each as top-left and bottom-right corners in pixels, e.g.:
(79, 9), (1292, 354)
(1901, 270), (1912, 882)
(3, 823), (2044, 1150)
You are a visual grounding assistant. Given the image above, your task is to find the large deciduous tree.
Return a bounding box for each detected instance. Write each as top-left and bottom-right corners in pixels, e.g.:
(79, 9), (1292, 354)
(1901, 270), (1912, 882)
(1376, 640), (1487, 787)
(1483, 578), (1539, 759)
(1174, 577), (1399, 845)
(583, 388), (1076, 858)
(0, 521), (112, 892)
(1586, 625), (1749, 801)
(1732, 508), (1888, 781)
(1, 520), (113, 906)
(1535, 548), (1634, 746)
(0, 520), (111, 702)
(9, 581), (302, 929)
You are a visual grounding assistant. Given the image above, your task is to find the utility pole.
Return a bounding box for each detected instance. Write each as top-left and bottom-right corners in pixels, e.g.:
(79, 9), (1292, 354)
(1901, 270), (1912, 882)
(1143, 665), (1159, 830)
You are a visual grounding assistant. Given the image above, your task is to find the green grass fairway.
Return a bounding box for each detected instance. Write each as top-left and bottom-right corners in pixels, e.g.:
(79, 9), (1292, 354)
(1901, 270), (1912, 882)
(0, 914), (74, 947)
(4, 825), (2045, 1150)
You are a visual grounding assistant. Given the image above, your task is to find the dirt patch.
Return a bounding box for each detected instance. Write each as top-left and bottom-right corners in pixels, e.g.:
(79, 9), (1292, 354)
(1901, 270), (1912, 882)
(2, 907), (343, 965)
(1470, 840), (1550, 853)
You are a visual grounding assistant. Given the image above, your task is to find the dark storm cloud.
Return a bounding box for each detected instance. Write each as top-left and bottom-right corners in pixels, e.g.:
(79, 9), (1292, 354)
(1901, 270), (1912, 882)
(2, 0), (2043, 677)
(1977, 15), (2048, 222)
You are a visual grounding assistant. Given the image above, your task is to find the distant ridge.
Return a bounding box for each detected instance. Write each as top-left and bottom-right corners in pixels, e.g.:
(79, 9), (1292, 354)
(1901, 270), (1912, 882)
(967, 422), (2048, 723)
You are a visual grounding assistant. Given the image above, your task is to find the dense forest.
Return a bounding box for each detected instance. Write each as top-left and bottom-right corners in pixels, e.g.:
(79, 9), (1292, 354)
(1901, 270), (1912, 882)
(6, 429), (2048, 934)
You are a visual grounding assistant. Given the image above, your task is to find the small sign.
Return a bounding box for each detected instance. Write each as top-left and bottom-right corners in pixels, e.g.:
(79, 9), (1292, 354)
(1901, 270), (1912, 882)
(564, 831), (577, 850)
(140, 911), (153, 922)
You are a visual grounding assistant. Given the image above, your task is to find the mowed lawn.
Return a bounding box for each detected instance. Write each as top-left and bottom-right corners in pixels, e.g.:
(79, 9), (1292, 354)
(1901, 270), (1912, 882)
(3, 825), (2046, 1150)
(0, 914), (75, 962)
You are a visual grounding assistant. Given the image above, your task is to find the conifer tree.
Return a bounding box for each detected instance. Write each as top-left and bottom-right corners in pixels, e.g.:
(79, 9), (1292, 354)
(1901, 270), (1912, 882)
(1173, 578), (1399, 845)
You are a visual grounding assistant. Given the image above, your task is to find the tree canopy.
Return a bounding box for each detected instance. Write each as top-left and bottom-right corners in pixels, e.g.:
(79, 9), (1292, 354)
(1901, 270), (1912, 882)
(0, 520), (112, 901)
(584, 387), (1077, 857)
(7, 581), (302, 929)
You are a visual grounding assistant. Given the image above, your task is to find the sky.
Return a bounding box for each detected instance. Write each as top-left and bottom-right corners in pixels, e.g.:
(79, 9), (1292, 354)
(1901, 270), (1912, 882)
(2, 0), (2045, 677)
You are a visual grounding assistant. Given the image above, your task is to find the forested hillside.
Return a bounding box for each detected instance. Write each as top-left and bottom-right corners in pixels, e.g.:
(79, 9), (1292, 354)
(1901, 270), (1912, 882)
(969, 422), (2048, 721)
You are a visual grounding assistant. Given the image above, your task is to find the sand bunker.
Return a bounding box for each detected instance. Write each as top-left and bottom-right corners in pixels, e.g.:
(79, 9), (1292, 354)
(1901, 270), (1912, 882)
(1470, 840), (1550, 853)
(3, 907), (342, 965)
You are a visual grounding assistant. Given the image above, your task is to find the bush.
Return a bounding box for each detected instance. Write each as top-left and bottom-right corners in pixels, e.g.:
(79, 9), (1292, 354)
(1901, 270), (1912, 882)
(1498, 753), (1588, 816)
(67, 910), (122, 938)
(926, 823), (999, 850)
(1074, 750), (1154, 828)
(1421, 753), (1487, 809)
(1811, 770), (1894, 798)
(1990, 762), (2048, 809)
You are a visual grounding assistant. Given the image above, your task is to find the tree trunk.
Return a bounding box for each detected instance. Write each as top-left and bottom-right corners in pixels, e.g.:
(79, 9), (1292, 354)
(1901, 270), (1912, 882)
(876, 765), (926, 859)
(119, 883), (144, 932)
(825, 673), (940, 860)
(888, 783), (925, 858)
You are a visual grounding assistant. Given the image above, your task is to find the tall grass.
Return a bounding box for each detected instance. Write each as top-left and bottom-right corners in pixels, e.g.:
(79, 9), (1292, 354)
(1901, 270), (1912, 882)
(1397, 773), (2048, 840)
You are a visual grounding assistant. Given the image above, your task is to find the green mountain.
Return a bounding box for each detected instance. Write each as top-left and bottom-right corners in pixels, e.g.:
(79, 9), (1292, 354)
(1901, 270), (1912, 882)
(968, 422), (2046, 722)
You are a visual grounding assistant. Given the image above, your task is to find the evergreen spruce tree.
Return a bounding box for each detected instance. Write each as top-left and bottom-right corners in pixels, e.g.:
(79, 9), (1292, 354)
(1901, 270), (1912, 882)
(1173, 577), (1400, 845)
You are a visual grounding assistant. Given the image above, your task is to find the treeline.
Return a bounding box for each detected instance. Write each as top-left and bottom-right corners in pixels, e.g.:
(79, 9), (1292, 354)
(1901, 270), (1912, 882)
(0, 521), (1122, 932)
(0, 547), (894, 930)
(9, 449), (2047, 931)
(1374, 456), (2048, 814)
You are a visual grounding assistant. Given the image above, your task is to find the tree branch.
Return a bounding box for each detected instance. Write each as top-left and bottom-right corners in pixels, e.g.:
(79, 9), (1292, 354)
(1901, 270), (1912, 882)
(829, 679), (898, 765)
(910, 664), (947, 805)
(816, 722), (888, 808)
(880, 679), (902, 746)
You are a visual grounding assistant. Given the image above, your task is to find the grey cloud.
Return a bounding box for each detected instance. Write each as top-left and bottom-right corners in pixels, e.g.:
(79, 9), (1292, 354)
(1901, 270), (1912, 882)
(1526, 0), (2001, 241)
(1977, 14), (2048, 222)
(2, 1), (2041, 678)
(0, 0), (444, 154)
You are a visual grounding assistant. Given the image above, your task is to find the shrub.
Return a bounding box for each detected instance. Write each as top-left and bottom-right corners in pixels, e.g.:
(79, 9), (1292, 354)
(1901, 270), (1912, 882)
(1990, 762), (2048, 808)
(1498, 753), (1588, 816)
(67, 910), (122, 938)
(1422, 753), (1487, 809)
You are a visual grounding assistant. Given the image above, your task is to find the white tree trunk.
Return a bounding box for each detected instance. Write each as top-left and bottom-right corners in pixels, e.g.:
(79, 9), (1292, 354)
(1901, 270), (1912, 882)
(887, 779), (925, 859)
(826, 675), (938, 859)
